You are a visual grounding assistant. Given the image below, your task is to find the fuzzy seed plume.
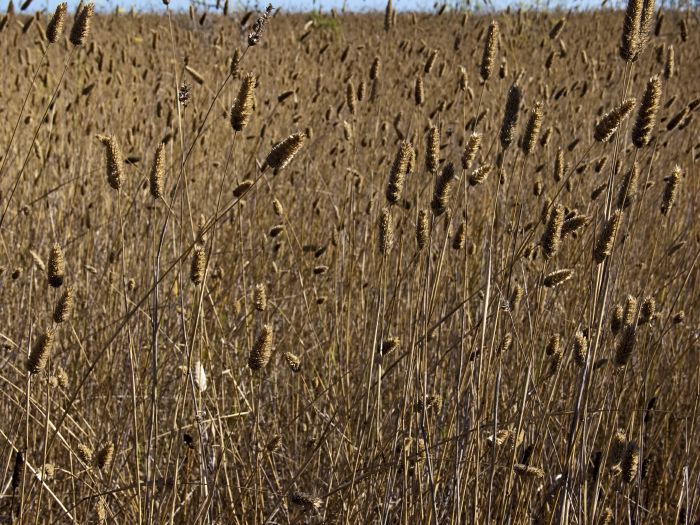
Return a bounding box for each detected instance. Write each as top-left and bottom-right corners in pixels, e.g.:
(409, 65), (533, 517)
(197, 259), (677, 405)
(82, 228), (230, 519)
(509, 284), (524, 312)
(468, 164), (492, 186)
(249, 324), (273, 371)
(190, 246), (206, 285)
(149, 142), (165, 199)
(614, 325), (637, 366)
(386, 141), (413, 205)
(461, 133), (481, 170)
(661, 165), (680, 215)
(553, 148), (565, 182)
(513, 464), (544, 479)
(543, 269), (573, 288)
(98, 135), (124, 191)
(346, 80), (357, 115)
(594, 210), (621, 264)
(265, 132), (306, 171)
(416, 210), (429, 251)
(46, 2), (66, 43)
(378, 207), (394, 255)
(27, 329), (54, 375)
(500, 83), (522, 150)
(594, 98), (636, 142)
(414, 76), (424, 106)
(425, 126), (439, 174)
(77, 443), (93, 465)
(480, 21), (499, 81)
(284, 352), (301, 372)
(623, 295), (638, 327)
(620, 0), (642, 61)
(663, 45), (675, 79)
(621, 442), (639, 483)
(611, 304), (624, 335)
(96, 442), (114, 470)
(452, 221), (466, 250)
(69, 2), (93, 46)
(230, 73), (256, 132)
(541, 204), (564, 260)
(616, 163), (639, 210)
(289, 491), (322, 512)
(232, 179), (254, 198)
(48, 243), (65, 288)
(573, 331), (588, 367)
(639, 0), (655, 51)
(431, 161), (456, 216)
(522, 101), (543, 155)
(254, 283), (267, 312)
(561, 214), (589, 238)
(53, 286), (74, 323)
(639, 296), (656, 324)
(632, 76), (662, 148)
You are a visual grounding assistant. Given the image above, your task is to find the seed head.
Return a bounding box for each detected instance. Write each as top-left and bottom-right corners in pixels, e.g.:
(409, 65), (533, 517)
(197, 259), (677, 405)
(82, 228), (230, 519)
(616, 163), (639, 210)
(53, 286), (74, 323)
(480, 21), (499, 81)
(500, 83), (522, 150)
(661, 165), (680, 215)
(620, 0), (642, 61)
(284, 352), (301, 372)
(632, 76), (662, 148)
(77, 443), (94, 465)
(149, 142), (165, 199)
(513, 464), (544, 479)
(69, 2), (93, 46)
(522, 101), (543, 155)
(254, 283), (267, 312)
(452, 221), (466, 250)
(425, 126), (439, 174)
(414, 76), (424, 106)
(289, 491), (322, 512)
(48, 243), (65, 288)
(431, 161), (456, 216)
(28, 328), (54, 376)
(386, 141), (413, 205)
(594, 98), (636, 142)
(11, 450), (23, 490)
(593, 210), (621, 264)
(573, 331), (587, 367)
(614, 325), (636, 367)
(346, 81), (357, 115)
(265, 133), (306, 171)
(461, 133), (481, 170)
(543, 269), (573, 288)
(46, 2), (66, 44)
(98, 135), (124, 191)
(639, 296), (656, 324)
(230, 73), (256, 132)
(621, 442), (639, 483)
(416, 210), (429, 251)
(541, 204), (564, 260)
(664, 45), (674, 79)
(96, 442), (114, 470)
(190, 246), (206, 285)
(468, 164), (492, 186)
(249, 324), (273, 371)
(378, 207), (394, 255)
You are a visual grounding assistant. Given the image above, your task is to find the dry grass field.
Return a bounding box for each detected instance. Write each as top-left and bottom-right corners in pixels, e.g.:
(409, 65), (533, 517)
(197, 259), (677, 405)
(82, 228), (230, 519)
(0, 1), (699, 523)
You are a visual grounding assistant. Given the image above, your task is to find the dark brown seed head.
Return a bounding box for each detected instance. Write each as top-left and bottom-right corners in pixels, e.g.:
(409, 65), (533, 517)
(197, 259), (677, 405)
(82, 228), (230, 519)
(378, 207), (393, 255)
(11, 450), (23, 490)
(98, 135), (124, 191)
(500, 83), (522, 150)
(249, 324), (273, 371)
(616, 163), (639, 210)
(468, 164), (492, 186)
(229, 48), (242, 76)
(632, 76), (662, 148)
(96, 442), (114, 470)
(149, 142), (165, 199)
(621, 442), (639, 483)
(594, 210), (621, 264)
(594, 98), (636, 142)
(379, 337), (400, 356)
(425, 126), (439, 174)
(661, 165), (680, 215)
(541, 204), (564, 260)
(461, 133), (481, 170)
(424, 49), (438, 74)
(386, 141), (413, 205)
(639, 296), (656, 324)
(53, 286), (74, 323)
(522, 101), (543, 155)
(48, 243), (65, 288)
(69, 2), (93, 46)
(28, 329), (54, 375)
(480, 21), (499, 81)
(573, 331), (588, 367)
(190, 246), (206, 285)
(289, 491), (322, 512)
(230, 73), (256, 132)
(614, 325), (637, 367)
(509, 284), (524, 312)
(620, 0), (642, 61)
(452, 221), (466, 250)
(265, 133), (306, 171)
(46, 2), (66, 43)
(611, 304), (624, 335)
(416, 210), (429, 251)
(284, 352), (301, 372)
(543, 269), (573, 288)
(431, 162), (456, 216)
(77, 443), (94, 465)
(513, 464), (545, 479)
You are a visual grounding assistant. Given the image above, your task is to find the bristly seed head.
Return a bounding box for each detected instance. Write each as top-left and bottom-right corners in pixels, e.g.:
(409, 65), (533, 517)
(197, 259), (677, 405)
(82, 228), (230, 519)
(48, 243), (65, 288)
(661, 165), (680, 215)
(425, 126), (439, 174)
(480, 21), (499, 81)
(416, 209), (429, 251)
(499, 83), (522, 150)
(69, 2), (94, 46)
(632, 76), (662, 148)
(594, 210), (621, 264)
(46, 2), (67, 44)
(594, 98), (636, 142)
(98, 135), (124, 191)
(378, 207), (394, 255)
(149, 142), (165, 199)
(431, 161), (456, 216)
(230, 73), (256, 132)
(249, 324), (273, 371)
(27, 329), (55, 375)
(265, 132), (306, 171)
(541, 204), (564, 260)
(522, 101), (543, 155)
(53, 286), (74, 323)
(461, 133), (481, 170)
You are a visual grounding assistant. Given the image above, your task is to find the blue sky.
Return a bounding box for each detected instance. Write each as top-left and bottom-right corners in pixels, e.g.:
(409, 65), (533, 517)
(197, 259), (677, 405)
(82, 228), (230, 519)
(16, 0), (606, 13)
